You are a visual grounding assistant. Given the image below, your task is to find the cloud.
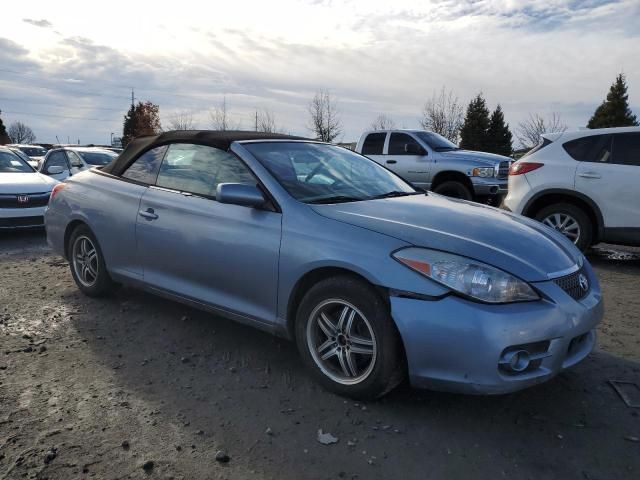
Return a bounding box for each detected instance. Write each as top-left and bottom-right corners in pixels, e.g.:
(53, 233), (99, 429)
(2, 1), (639, 143)
(22, 18), (53, 28)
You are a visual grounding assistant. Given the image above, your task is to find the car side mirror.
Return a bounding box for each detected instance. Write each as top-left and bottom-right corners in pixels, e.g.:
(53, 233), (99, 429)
(405, 144), (426, 155)
(47, 165), (65, 175)
(216, 183), (266, 208)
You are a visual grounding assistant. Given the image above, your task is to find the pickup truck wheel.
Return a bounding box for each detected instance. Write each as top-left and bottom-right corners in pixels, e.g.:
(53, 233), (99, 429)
(432, 181), (473, 200)
(535, 203), (593, 252)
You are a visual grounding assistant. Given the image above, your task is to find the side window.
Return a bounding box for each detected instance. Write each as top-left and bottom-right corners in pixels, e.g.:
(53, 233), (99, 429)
(66, 151), (84, 167)
(563, 135), (612, 163)
(612, 133), (640, 166)
(156, 143), (256, 198)
(361, 133), (386, 155)
(45, 151), (69, 170)
(122, 146), (167, 184)
(388, 133), (423, 155)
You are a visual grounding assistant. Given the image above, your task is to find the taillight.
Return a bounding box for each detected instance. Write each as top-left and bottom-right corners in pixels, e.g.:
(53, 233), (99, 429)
(49, 183), (66, 202)
(509, 162), (544, 176)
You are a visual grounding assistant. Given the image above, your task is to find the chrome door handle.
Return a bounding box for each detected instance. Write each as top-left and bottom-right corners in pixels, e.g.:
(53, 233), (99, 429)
(138, 208), (158, 220)
(578, 172), (601, 179)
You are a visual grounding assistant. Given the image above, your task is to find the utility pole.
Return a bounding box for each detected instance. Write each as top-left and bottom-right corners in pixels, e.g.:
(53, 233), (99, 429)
(131, 88), (135, 108)
(255, 110), (258, 132)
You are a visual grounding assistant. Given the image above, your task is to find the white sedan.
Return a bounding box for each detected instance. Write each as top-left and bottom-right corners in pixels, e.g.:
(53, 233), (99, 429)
(0, 146), (59, 229)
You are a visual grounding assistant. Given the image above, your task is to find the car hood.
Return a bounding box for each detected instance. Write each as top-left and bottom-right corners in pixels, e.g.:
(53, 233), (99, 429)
(311, 194), (580, 282)
(0, 172), (58, 193)
(439, 149), (511, 166)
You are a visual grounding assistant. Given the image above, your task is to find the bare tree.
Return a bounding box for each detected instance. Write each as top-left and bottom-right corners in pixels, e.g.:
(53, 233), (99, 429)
(168, 110), (196, 130)
(370, 114), (396, 130)
(516, 113), (567, 149)
(209, 97), (240, 131)
(256, 109), (280, 133)
(307, 90), (343, 142)
(420, 87), (464, 143)
(8, 121), (36, 144)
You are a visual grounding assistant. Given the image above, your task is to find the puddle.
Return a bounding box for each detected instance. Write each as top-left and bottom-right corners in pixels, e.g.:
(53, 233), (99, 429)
(589, 247), (640, 261)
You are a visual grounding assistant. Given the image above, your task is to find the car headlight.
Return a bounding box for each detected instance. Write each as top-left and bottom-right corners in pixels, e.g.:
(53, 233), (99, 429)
(392, 248), (540, 303)
(470, 167), (494, 178)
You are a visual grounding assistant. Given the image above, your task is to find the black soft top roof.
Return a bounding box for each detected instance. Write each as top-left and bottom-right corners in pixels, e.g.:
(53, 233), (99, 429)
(101, 130), (311, 176)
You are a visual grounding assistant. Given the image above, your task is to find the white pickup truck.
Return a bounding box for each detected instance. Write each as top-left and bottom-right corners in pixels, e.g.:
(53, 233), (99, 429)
(355, 129), (512, 202)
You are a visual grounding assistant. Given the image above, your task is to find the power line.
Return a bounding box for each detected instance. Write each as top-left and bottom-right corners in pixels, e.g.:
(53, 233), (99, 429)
(2, 110), (118, 123)
(0, 97), (123, 112)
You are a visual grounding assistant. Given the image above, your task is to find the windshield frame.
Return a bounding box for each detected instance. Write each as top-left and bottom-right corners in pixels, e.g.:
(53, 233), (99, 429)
(241, 140), (418, 205)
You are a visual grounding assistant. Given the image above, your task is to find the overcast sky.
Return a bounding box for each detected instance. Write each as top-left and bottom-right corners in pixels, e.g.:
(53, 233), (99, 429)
(2, 0), (639, 145)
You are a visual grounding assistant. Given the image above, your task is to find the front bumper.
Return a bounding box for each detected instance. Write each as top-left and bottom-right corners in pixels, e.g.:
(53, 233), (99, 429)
(0, 206), (46, 229)
(390, 261), (603, 394)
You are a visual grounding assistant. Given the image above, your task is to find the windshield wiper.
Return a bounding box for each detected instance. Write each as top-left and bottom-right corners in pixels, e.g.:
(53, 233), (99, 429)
(367, 191), (420, 200)
(307, 195), (363, 204)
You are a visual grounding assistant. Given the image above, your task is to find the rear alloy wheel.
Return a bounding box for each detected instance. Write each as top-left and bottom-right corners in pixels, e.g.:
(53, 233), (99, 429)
(295, 276), (404, 399)
(68, 225), (114, 296)
(535, 203), (593, 251)
(432, 181), (473, 200)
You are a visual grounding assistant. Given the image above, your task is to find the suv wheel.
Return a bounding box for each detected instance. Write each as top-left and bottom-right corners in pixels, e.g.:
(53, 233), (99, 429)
(432, 181), (473, 200)
(68, 225), (115, 296)
(295, 276), (404, 399)
(535, 203), (593, 251)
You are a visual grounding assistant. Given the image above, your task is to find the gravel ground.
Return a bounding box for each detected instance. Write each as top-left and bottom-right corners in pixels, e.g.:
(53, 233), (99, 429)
(1, 231), (639, 480)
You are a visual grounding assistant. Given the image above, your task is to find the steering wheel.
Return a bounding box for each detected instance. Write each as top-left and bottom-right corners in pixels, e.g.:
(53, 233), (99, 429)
(304, 162), (326, 183)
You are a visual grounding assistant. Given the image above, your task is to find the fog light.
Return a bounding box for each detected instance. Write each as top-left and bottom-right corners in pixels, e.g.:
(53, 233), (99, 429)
(505, 350), (530, 372)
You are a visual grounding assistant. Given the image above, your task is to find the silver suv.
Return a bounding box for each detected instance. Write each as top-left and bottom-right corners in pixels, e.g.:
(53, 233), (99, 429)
(355, 130), (511, 202)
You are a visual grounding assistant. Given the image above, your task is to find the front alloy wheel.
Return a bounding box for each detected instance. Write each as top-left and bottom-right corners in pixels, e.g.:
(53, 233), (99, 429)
(307, 300), (377, 385)
(295, 276), (404, 399)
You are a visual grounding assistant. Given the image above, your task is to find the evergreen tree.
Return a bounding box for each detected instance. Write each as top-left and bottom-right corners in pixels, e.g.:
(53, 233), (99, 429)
(486, 105), (513, 156)
(122, 101), (162, 147)
(459, 94), (491, 151)
(0, 110), (10, 145)
(587, 73), (638, 128)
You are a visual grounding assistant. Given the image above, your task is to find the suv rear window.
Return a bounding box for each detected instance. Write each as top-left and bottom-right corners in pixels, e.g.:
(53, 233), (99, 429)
(521, 137), (552, 159)
(612, 132), (640, 166)
(563, 134), (612, 162)
(361, 133), (386, 155)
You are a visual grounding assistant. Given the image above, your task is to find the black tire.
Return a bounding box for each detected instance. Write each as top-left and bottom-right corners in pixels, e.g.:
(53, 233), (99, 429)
(295, 276), (405, 400)
(534, 203), (593, 252)
(67, 224), (115, 297)
(432, 181), (473, 200)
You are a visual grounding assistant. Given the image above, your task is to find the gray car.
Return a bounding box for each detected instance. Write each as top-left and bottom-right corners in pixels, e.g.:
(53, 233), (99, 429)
(45, 131), (602, 399)
(355, 130), (511, 202)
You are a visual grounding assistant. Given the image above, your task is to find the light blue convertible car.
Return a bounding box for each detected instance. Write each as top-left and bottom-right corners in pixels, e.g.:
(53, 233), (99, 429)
(45, 131), (603, 399)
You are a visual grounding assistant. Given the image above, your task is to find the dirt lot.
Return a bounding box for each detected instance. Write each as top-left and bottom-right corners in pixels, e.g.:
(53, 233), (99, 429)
(1, 231), (639, 480)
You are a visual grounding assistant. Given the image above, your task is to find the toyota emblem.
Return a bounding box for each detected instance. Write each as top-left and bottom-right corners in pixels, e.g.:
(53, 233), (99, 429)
(17, 195), (29, 204)
(578, 273), (589, 292)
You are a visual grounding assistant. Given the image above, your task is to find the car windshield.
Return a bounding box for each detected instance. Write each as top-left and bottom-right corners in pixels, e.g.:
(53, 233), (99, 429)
(415, 132), (459, 151)
(244, 142), (417, 204)
(77, 150), (118, 165)
(19, 146), (47, 157)
(0, 150), (34, 173)
(10, 149), (33, 164)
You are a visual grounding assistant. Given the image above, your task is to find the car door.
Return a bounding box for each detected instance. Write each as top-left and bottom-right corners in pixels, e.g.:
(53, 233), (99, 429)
(65, 150), (87, 175)
(573, 132), (640, 229)
(136, 142), (282, 325)
(360, 132), (387, 167)
(42, 150), (71, 180)
(385, 132), (430, 189)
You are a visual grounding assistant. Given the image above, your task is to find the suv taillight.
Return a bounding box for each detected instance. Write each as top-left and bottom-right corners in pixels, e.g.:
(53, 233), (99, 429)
(509, 162), (544, 176)
(49, 183), (66, 202)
